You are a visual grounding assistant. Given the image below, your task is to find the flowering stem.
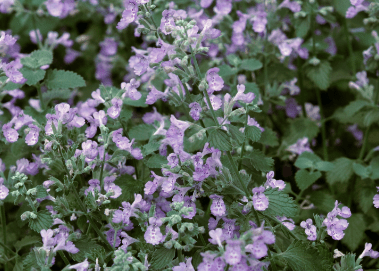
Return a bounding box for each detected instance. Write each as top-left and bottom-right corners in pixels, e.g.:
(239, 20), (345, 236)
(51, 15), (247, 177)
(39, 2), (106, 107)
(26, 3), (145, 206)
(226, 152), (250, 197)
(238, 105), (249, 170)
(57, 145), (113, 251)
(36, 83), (45, 111)
(99, 148), (107, 193)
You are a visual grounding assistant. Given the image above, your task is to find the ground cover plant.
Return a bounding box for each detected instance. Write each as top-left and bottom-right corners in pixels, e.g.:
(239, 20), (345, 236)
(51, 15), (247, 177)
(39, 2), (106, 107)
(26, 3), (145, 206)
(1, 0), (379, 270)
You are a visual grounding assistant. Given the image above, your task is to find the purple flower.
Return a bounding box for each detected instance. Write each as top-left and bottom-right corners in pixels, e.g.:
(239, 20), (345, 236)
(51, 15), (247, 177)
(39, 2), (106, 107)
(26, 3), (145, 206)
(265, 171), (286, 191)
(374, 187), (379, 208)
(173, 258), (195, 271)
(200, 0), (213, 8)
(121, 79), (142, 100)
(322, 201), (351, 240)
(107, 98), (123, 119)
(359, 243), (379, 259)
(198, 251), (216, 271)
(146, 85), (166, 104)
(0, 178), (9, 200)
(210, 194), (226, 217)
(25, 124), (40, 146)
(160, 9), (176, 35)
(300, 219), (317, 241)
(204, 94), (222, 111)
(82, 140), (98, 161)
(224, 240), (242, 265)
(214, 0), (232, 15)
(189, 102), (202, 121)
(100, 37), (118, 56)
(209, 228), (224, 247)
(278, 0), (302, 12)
(117, 0), (139, 30)
(206, 68), (224, 94)
(247, 116), (264, 132)
(0, 0), (14, 13)
(84, 179), (101, 196)
(247, 223), (275, 259)
(2, 123), (19, 143)
(3, 59), (26, 84)
(104, 176), (122, 199)
(277, 216), (295, 231)
(29, 29), (42, 44)
(287, 137), (313, 156)
(234, 84), (255, 104)
(346, 1), (368, 19)
(45, 0), (76, 18)
(252, 186), (269, 211)
(68, 259), (89, 271)
(144, 217), (163, 245)
(113, 194), (142, 225)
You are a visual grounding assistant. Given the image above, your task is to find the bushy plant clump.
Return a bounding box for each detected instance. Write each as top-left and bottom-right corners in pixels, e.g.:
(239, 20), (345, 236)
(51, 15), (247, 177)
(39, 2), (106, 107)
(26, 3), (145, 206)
(1, 0), (379, 270)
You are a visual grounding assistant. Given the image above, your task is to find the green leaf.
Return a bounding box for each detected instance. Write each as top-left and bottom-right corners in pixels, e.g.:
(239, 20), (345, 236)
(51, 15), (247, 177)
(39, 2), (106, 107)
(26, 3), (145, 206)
(21, 49), (53, 69)
(150, 248), (175, 270)
(355, 179), (377, 213)
(285, 118), (319, 145)
(258, 127), (279, 147)
(226, 124), (245, 145)
(294, 157), (314, 169)
(14, 236), (41, 252)
(305, 61), (332, 90)
(245, 126), (262, 142)
(336, 253), (358, 271)
(144, 154), (167, 168)
(243, 150), (274, 173)
(28, 210), (53, 232)
(208, 128), (232, 151)
(226, 54), (241, 67)
(71, 237), (105, 262)
(295, 17), (310, 38)
(128, 124), (155, 141)
(263, 188), (298, 217)
(310, 190), (335, 213)
(218, 64), (238, 77)
(276, 240), (332, 271)
(42, 89), (71, 104)
(114, 174), (143, 203)
(341, 213), (366, 251)
(295, 169), (322, 191)
(326, 158), (354, 184)
(370, 156), (379, 180)
(119, 108), (133, 123)
(342, 100), (371, 118)
(239, 58), (263, 71)
(315, 161), (334, 172)
(142, 141), (161, 156)
(45, 69), (86, 89)
(34, 185), (48, 199)
(23, 251), (38, 271)
(353, 162), (371, 178)
(20, 67), (46, 86)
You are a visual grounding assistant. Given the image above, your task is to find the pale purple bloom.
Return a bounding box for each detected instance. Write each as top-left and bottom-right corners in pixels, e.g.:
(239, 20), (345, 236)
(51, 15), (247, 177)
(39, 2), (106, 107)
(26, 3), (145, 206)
(252, 186), (269, 211)
(99, 37), (118, 56)
(189, 102), (202, 121)
(234, 84), (255, 104)
(247, 116), (264, 132)
(204, 94), (222, 111)
(277, 216), (295, 231)
(265, 171), (286, 191)
(2, 123), (19, 143)
(173, 258), (195, 271)
(209, 228), (224, 247)
(323, 201), (351, 240)
(206, 68), (224, 94)
(46, 0), (76, 18)
(287, 137), (313, 155)
(146, 85), (166, 104)
(121, 79), (142, 100)
(278, 0), (301, 12)
(68, 259), (89, 271)
(346, 0), (368, 18)
(113, 194), (142, 225)
(107, 98), (123, 119)
(117, 0), (138, 30)
(29, 29), (42, 44)
(0, 0), (14, 13)
(160, 9), (176, 35)
(3, 59), (26, 84)
(82, 140), (98, 160)
(225, 240), (242, 265)
(300, 218), (317, 240)
(210, 194), (226, 217)
(305, 103), (321, 121)
(214, 0), (232, 15)
(144, 217), (163, 245)
(0, 178), (9, 200)
(374, 187), (379, 208)
(25, 124), (40, 146)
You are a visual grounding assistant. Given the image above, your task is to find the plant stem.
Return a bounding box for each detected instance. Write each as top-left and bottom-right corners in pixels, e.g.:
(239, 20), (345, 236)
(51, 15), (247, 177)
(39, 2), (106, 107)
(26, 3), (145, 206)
(238, 105), (249, 170)
(315, 89), (328, 161)
(226, 152), (250, 197)
(342, 18), (356, 75)
(58, 250), (70, 266)
(36, 83), (45, 111)
(99, 149), (107, 193)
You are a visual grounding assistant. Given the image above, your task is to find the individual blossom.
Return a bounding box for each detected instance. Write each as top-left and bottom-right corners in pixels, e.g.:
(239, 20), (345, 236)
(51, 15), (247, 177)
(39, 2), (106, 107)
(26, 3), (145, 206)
(45, 0), (76, 19)
(322, 201), (351, 240)
(300, 218), (317, 240)
(0, 178), (9, 200)
(121, 79), (141, 100)
(204, 94), (222, 111)
(129, 54), (149, 76)
(173, 258), (195, 271)
(282, 78), (300, 95)
(247, 116), (264, 132)
(0, 0), (14, 13)
(305, 103), (321, 122)
(206, 68), (224, 94)
(233, 84), (255, 104)
(198, 251), (217, 271)
(374, 187), (379, 208)
(358, 243), (379, 259)
(277, 216), (295, 231)
(209, 228), (224, 247)
(107, 98), (123, 119)
(104, 176), (122, 199)
(113, 194), (142, 225)
(146, 86), (167, 105)
(246, 222), (275, 259)
(117, 0), (139, 30)
(81, 140), (98, 161)
(99, 37), (118, 56)
(346, 0), (368, 18)
(265, 171), (286, 191)
(144, 217), (163, 245)
(287, 137), (313, 156)
(68, 259), (89, 271)
(3, 59), (26, 84)
(25, 124), (40, 146)
(277, 0), (301, 12)
(160, 9), (176, 35)
(189, 102), (202, 121)
(84, 179), (101, 196)
(224, 239), (242, 265)
(2, 122), (19, 143)
(252, 186), (269, 211)
(29, 29), (42, 44)
(210, 194), (226, 217)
